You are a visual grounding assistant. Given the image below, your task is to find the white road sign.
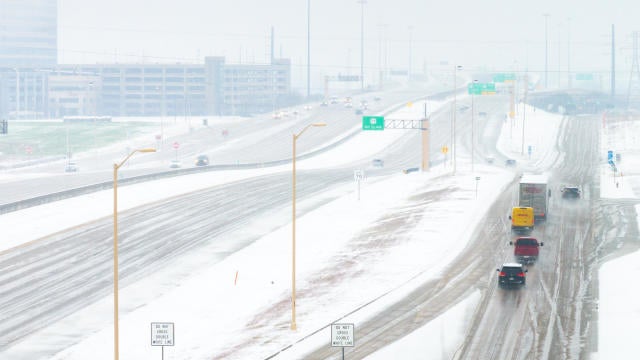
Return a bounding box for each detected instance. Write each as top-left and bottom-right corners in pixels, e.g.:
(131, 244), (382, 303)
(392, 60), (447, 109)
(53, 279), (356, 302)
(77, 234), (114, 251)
(331, 323), (355, 347)
(151, 322), (174, 346)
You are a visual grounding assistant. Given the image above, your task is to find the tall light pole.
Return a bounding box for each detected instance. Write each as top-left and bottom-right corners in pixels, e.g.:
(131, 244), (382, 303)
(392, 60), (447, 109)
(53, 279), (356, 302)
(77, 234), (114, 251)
(358, 0), (367, 91)
(12, 68), (19, 120)
(567, 17), (572, 89)
(543, 13), (550, 88)
(408, 25), (414, 80)
(291, 122), (326, 331)
(307, 0), (311, 98)
(471, 79), (478, 173)
(113, 148), (156, 360)
(452, 65), (462, 175)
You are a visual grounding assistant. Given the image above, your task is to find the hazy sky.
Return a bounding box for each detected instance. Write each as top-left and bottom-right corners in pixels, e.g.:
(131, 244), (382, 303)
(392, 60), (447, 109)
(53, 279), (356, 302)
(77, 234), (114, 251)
(58, 0), (639, 91)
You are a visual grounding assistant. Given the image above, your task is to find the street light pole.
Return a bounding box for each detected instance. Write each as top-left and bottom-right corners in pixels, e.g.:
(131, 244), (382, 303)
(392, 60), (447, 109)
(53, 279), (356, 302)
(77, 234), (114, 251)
(291, 122), (326, 331)
(358, 0), (367, 91)
(12, 68), (20, 120)
(113, 148), (156, 360)
(307, 0), (311, 98)
(543, 13), (550, 88)
(452, 65), (462, 175)
(471, 79), (478, 173)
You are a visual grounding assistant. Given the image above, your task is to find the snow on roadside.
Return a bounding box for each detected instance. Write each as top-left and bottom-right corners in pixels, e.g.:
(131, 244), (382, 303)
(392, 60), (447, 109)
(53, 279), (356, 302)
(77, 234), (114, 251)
(595, 116), (640, 359)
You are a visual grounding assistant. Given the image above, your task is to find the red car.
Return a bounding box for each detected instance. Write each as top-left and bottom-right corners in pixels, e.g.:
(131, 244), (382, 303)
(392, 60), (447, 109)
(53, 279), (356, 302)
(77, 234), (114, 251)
(509, 237), (543, 264)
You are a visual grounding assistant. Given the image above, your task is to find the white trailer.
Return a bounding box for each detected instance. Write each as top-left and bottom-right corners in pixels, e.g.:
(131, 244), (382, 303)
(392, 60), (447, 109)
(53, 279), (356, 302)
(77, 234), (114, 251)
(518, 174), (550, 221)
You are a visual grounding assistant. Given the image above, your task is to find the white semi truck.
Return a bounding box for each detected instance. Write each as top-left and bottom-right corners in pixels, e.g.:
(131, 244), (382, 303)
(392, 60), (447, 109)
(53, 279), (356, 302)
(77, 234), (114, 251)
(519, 174), (550, 221)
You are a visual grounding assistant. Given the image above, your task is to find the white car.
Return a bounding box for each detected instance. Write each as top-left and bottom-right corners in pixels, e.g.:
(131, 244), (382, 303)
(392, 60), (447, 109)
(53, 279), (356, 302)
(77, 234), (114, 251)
(64, 162), (78, 172)
(169, 159), (181, 169)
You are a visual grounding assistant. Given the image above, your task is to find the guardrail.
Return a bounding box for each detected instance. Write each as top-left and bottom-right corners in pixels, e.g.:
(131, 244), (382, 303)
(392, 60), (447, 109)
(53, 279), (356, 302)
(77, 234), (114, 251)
(0, 90), (456, 215)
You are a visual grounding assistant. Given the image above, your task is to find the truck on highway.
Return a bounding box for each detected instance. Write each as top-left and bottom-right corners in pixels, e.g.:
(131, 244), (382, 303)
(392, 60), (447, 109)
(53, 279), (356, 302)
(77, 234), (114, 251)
(519, 174), (550, 221)
(509, 206), (534, 234)
(510, 237), (543, 264)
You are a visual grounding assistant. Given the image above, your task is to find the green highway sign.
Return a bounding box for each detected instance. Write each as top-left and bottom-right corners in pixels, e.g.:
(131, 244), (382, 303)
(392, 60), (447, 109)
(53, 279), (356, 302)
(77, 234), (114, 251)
(493, 73), (516, 83)
(576, 73), (594, 81)
(467, 82), (496, 95)
(362, 116), (384, 130)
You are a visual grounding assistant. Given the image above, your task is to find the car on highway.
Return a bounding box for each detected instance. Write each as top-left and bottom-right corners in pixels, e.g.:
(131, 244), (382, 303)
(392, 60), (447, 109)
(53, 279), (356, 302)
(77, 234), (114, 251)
(509, 237), (543, 264)
(169, 159), (181, 169)
(372, 158), (384, 167)
(355, 108), (363, 115)
(561, 185), (581, 199)
(64, 162), (78, 172)
(195, 154), (210, 166)
(505, 159), (517, 167)
(497, 263), (527, 288)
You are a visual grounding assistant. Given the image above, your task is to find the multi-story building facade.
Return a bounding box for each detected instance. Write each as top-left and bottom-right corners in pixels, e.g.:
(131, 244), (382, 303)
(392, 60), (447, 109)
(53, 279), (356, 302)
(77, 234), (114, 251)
(0, 0), (57, 68)
(1, 58), (291, 119)
(0, 0), (293, 119)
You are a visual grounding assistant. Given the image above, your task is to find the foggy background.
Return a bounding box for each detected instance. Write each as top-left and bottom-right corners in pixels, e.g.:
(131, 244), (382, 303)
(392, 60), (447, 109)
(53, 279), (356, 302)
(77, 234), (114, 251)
(56, 0), (640, 94)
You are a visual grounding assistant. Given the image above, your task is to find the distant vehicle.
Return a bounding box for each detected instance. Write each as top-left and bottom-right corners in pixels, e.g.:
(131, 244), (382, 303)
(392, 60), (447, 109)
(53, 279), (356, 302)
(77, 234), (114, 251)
(519, 174), (550, 221)
(344, 102), (353, 108)
(509, 206), (534, 234)
(195, 154), (210, 166)
(272, 112), (281, 119)
(304, 105), (312, 111)
(402, 167), (419, 174)
(330, 96), (339, 104)
(372, 159), (384, 167)
(478, 111), (487, 117)
(373, 96), (382, 102)
(485, 156), (495, 164)
(458, 105), (469, 112)
(169, 159), (181, 169)
(561, 185), (581, 199)
(497, 263), (527, 288)
(64, 162), (78, 172)
(355, 108), (363, 115)
(505, 159), (517, 167)
(320, 101), (328, 107)
(510, 237), (543, 264)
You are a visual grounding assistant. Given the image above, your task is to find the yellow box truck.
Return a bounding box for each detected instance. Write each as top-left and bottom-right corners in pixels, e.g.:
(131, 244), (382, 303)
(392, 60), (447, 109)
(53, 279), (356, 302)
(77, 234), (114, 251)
(510, 207), (534, 234)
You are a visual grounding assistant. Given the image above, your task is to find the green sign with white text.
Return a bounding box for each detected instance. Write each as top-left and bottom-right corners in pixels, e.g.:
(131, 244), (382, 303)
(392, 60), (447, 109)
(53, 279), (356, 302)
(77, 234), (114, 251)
(362, 116), (384, 130)
(467, 82), (496, 95)
(493, 73), (516, 82)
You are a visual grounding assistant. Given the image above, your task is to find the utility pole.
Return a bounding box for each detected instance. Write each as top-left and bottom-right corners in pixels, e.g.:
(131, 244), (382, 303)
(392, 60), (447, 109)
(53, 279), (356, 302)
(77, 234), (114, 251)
(543, 13), (550, 89)
(567, 17), (572, 89)
(611, 24), (615, 99)
(358, 0), (367, 91)
(307, 0), (311, 98)
(627, 31), (640, 110)
(408, 25), (414, 81)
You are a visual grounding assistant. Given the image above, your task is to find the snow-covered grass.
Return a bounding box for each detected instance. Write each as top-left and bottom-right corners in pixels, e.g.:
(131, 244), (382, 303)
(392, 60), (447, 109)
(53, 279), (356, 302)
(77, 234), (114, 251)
(2, 99), (638, 360)
(594, 116), (640, 360)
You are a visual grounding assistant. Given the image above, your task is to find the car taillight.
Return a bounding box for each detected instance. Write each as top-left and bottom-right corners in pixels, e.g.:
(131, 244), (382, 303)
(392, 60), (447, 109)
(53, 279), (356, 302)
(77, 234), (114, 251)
(517, 272), (526, 277)
(499, 272), (506, 277)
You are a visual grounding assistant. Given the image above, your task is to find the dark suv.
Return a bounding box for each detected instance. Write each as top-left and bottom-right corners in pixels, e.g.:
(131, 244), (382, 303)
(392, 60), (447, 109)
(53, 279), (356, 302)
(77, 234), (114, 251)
(195, 154), (209, 166)
(497, 263), (527, 288)
(561, 186), (581, 199)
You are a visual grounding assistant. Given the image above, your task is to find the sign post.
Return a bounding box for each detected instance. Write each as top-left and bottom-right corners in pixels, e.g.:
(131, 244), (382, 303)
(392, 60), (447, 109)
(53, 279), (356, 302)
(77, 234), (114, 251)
(331, 323), (355, 360)
(441, 145), (449, 167)
(172, 141), (179, 160)
(354, 170), (365, 200)
(151, 322), (174, 360)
